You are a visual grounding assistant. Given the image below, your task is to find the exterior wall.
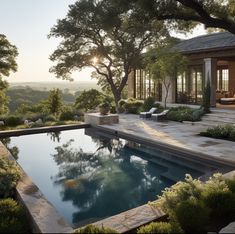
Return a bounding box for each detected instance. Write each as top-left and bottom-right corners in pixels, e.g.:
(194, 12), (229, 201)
(229, 61), (235, 95)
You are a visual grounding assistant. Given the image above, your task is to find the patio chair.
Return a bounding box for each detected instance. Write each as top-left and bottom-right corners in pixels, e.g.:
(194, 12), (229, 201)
(139, 107), (157, 119)
(151, 109), (169, 121)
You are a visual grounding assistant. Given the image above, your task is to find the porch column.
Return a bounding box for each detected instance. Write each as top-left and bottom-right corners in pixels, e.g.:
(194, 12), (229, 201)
(204, 58), (217, 107)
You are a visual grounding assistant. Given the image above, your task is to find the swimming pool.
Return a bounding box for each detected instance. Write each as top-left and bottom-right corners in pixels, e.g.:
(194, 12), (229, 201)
(3, 128), (232, 228)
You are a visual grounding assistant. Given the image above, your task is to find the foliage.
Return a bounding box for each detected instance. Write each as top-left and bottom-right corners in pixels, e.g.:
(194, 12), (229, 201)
(0, 198), (29, 233)
(0, 157), (21, 198)
(167, 106), (204, 122)
(49, 0), (168, 107)
(113, 0), (235, 35)
(46, 88), (63, 116)
(145, 39), (188, 108)
(202, 190), (235, 222)
(123, 98), (143, 114)
(202, 77), (211, 113)
(74, 224), (117, 234)
(59, 110), (75, 121)
(200, 124), (235, 141)
(8, 87), (76, 113)
(141, 96), (155, 112)
(75, 89), (104, 111)
(3, 115), (22, 127)
(137, 221), (183, 234)
(175, 200), (209, 233)
(151, 173), (235, 233)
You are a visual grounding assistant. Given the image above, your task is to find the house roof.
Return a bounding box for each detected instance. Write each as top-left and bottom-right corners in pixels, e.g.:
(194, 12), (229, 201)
(174, 32), (235, 53)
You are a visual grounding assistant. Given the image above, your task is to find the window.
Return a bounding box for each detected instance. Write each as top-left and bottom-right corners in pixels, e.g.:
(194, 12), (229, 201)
(217, 68), (229, 91)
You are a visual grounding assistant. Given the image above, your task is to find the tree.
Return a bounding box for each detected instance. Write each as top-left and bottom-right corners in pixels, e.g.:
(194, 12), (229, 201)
(49, 0), (168, 109)
(113, 0), (235, 35)
(145, 39), (188, 108)
(75, 89), (104, 111)
(46, 89), (63, 116)
(0, 34), (18, 114)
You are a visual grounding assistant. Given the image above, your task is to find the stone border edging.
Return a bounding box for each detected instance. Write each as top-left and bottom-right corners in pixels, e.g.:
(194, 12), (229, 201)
(0, 123), (90, 137)
(93, 125), (235, 169)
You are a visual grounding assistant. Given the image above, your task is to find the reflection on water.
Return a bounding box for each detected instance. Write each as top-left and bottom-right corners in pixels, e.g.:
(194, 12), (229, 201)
(51, 135), (168, 226)
(5, 129), (226, 228)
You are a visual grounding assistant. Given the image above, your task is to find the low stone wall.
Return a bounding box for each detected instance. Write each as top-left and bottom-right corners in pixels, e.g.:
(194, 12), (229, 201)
(84, 113), (119, 126)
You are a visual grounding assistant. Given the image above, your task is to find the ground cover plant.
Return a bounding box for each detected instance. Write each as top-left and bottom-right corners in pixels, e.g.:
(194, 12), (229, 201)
(0, 156), (30, 233)
(166, 106), (204, 122)
(149, 173), (235, 233)
(200, 124), (235, 142)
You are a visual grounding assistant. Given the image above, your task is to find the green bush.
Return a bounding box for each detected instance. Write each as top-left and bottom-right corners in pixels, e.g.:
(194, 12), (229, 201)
(137, 222), (183, 234)
(0, 198), (29, 233)
(175, 200), (209, 234)
(142, 96), (155, 112)
(200, 124), (235, 141)
(25, 113), (46, 122)
(123, 99), (143, 114)
(44, 114), (57, 122)
(167, 106), (204, 122)
(4, 115), (22, 127)
(59, 110), (75, 121)
(225, 177), (235, 193)
(0, 157), (21, 198)
(202, 190), (235, 222)
(74, 224), (117, 233)
(118, 99), (126, 107)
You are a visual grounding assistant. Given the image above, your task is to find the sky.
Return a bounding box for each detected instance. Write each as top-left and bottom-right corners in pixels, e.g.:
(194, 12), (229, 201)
(0, 0), (207, 83)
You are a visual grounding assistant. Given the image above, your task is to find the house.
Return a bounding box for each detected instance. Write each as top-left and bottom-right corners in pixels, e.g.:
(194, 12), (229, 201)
(128, 32), (235, 107)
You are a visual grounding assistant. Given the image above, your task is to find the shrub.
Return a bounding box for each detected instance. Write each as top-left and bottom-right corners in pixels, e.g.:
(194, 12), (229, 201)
(137, 222), (183, 234)
(74, 224), (117, 233)
(118, 99), (126, 107)
(23, 113), (46, 122)
(0, 157), (21, 198)
(44, 114), (57, 122)
(59, 110), (75, 121)
(175, 200), (209, 234)
(142, 96), (155, 112)
(202, 190), (235, 222)
(4, 115), (22, 127)
(123, 99), (143, 114)
(200, 124), (235, 141)
(167, 106), (204, 122)
(0, 198), (29, 233)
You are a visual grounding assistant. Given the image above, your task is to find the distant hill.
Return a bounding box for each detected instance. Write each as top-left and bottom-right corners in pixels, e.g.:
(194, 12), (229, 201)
(7, 81), (101, 112)
(9, 81), (101, 94)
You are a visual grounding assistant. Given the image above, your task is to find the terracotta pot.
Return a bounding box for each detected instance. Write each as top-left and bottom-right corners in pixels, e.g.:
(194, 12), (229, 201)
(99, 106), (110, 115)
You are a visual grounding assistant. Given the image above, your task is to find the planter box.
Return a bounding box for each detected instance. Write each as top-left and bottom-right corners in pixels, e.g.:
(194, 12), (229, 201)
(84, 113), (119, 126)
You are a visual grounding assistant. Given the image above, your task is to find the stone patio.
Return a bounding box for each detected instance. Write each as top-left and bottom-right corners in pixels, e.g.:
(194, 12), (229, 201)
(97, 112), (235, 166)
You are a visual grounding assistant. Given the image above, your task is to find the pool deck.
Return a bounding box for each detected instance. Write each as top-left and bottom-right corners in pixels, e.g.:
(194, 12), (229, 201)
(96, 113), (235, 166)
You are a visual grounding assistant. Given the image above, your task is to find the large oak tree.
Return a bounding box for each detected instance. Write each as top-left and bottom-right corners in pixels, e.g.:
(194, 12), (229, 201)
(114, 0), (235, 34)
(0, 34), (18, 114)
(49, 0), (168, 108)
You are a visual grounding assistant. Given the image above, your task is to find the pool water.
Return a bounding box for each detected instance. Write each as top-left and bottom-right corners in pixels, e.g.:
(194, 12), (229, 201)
(4, 129), (226, 227)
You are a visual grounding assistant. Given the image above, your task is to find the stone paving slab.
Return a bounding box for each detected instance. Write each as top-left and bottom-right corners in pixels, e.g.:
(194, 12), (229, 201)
(84, 204), (166, 233)
(97, 114), (235, 166)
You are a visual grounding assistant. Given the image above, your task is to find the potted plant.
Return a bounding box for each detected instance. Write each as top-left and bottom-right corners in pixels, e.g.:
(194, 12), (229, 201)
(99, 102), (110, 115)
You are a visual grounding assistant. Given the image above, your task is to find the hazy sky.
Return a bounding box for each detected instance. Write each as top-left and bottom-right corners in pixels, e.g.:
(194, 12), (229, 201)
(0, 0), (207, 83)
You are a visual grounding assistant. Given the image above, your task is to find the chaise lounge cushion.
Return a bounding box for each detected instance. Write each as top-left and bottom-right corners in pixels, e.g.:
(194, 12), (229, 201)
(139, 107), (157, 118)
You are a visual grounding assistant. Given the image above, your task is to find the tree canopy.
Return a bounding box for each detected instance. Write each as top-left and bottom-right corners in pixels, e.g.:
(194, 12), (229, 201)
(113, 0), (235, 34)
(145, 39), (188, 108)
(0, 34), (18, 114)
(49, 0), (168, 107)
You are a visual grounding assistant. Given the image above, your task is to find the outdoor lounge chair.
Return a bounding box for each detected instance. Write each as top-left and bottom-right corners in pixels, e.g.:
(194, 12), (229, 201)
(139, 107), (157, 119)
(151, 109), (169, 121)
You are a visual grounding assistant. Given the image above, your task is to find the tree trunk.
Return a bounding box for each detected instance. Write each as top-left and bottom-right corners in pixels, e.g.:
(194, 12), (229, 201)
(113, 90), (122, 113)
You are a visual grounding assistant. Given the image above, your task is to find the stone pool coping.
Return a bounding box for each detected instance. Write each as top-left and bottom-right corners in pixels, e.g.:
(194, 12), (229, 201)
(93, 125), (235, 169)
(0, 123), (90, 137)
